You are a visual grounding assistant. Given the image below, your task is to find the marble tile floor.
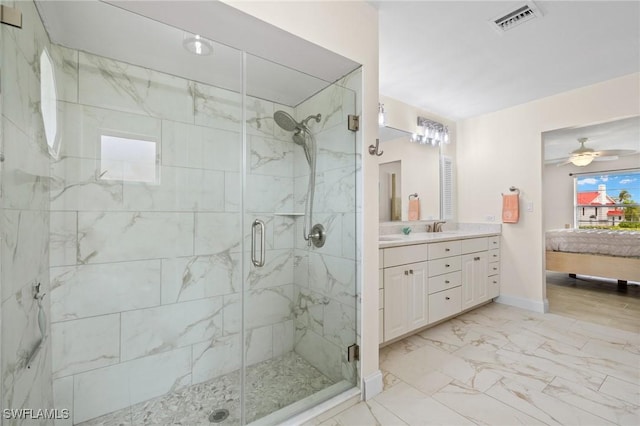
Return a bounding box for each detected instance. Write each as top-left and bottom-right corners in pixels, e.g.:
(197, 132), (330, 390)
(79, 352), (334, 425)
(308, 301), (639, 425)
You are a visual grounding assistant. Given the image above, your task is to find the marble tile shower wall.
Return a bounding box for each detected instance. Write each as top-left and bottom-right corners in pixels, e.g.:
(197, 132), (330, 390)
(292, 76), (360, 385)
(47, 46), (303, 423)
(1, 0), (54, 422)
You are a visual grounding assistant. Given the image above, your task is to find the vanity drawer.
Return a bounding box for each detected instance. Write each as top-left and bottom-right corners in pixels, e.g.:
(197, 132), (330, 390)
(488, 236), (500, 249)
(428, 256), (461, 277)
(429, 271), (461, 294)
(384, 244), (429, 268)
(488, 249), (500, 262)
(429, 287), (462, 324)
(461, 237), (488, 254)
(488, 261), (500, 276)
(428, 240), (461, 260)
(488, 275), (500, 299)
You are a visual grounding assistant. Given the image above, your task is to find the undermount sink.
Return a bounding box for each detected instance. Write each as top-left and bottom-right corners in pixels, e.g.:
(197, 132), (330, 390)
(379, 235), (405, 242)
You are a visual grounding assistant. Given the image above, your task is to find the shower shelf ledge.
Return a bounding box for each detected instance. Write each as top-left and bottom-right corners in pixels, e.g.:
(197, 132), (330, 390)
(274, 212), (304, 216)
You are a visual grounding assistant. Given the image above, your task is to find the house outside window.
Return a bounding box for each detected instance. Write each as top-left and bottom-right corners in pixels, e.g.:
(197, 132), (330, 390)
(574, 170), (640, 229)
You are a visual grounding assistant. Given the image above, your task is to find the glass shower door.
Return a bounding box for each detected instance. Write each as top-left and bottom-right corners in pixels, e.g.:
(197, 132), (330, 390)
(242, 53), (359, 424)
(41, 3), (247, 424)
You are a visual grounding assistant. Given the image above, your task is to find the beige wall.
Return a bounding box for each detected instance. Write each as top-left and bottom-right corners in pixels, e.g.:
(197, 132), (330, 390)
(223, 1), (382, 394)
(544, 154), (640, 231)
(457, 73), (640, 310)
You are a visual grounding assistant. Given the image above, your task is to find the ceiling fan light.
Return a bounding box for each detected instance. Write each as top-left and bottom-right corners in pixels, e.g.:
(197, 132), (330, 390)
(570, 155), (594, 167)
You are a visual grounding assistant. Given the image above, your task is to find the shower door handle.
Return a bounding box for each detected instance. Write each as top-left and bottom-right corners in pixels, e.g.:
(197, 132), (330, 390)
(251, 219), (266, 267)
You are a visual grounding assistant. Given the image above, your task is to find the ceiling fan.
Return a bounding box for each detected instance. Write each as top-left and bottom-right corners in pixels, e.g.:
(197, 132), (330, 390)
(558, 137), (636, 167)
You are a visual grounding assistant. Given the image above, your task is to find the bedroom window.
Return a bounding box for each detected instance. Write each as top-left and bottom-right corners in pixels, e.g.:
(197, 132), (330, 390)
(574, 169), (640, 230)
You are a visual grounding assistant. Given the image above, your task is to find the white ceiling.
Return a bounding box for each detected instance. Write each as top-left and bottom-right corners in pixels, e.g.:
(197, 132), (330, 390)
(35, 0), (359, 107)
(377, 1), (640, 121)
(34, 0), (640, 156)
(543, 116), (640, 163)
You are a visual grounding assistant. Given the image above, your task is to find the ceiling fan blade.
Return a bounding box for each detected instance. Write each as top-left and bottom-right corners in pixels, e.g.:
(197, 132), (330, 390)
(593, 156), (619, 162)
(594, 149), (636, 157)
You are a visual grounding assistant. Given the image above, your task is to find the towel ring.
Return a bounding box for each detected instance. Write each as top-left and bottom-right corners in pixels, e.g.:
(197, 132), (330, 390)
(502, 186), (520, 196)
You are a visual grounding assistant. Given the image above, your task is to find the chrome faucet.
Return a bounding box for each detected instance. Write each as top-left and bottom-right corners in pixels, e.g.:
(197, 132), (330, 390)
(433, 221), (446, 232)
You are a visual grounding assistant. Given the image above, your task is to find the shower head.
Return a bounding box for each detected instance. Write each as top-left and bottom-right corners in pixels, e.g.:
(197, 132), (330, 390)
(274, 110), (317, 167)
(273, 110), (299, 132)
(293, 131), (306, 147)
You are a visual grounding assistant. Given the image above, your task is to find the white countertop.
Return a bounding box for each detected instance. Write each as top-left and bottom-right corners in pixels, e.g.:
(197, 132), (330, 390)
(379, 230), (500, 249)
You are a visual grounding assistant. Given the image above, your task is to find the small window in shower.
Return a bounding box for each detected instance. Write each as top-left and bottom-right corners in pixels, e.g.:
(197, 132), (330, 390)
(99, 133), (159, 183)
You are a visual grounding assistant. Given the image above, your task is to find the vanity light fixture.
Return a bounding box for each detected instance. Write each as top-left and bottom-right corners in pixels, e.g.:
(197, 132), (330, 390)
(378, 103), (386, 126)
(183, 33), (213, 56)
(411, 116), (449, 146)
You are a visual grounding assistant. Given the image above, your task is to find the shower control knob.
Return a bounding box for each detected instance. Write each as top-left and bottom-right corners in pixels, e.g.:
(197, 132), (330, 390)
(308, 223), (326, 248)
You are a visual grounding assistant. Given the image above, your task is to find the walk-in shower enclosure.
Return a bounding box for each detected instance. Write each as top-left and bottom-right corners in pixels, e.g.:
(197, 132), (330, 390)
(1, 1), (362, 424)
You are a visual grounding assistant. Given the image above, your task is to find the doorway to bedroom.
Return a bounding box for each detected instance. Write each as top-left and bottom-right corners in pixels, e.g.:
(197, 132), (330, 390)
(542, 117), (640, 333)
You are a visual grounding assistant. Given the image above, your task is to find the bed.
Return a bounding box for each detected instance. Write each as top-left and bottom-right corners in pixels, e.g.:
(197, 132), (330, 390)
(545, 229), (640, 285)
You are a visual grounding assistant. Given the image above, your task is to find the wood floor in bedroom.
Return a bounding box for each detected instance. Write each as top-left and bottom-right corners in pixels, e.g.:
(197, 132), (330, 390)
(546, 271), (640, 333)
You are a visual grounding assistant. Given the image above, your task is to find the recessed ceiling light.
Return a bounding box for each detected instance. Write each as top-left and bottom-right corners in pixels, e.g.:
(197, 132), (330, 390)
(183, 34), (213, 56)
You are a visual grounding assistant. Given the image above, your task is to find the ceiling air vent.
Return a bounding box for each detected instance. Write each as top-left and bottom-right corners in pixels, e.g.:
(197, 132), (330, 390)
(489, 2), (542, 33)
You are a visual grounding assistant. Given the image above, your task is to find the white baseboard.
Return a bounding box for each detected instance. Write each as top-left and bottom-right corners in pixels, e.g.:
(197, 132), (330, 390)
(495, 294), (548, 313)
(362, 370), (383, 400)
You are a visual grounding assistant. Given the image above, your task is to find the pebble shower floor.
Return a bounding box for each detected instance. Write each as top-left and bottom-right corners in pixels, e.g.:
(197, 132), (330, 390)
(78, 352), (334, 425)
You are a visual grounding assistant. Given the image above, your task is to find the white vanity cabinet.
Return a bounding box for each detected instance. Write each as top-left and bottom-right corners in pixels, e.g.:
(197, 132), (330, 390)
(380, 233), (500, 345)
(487, 236), (501, 298)
(382, 245), (429, 341)
(461, 251), (488, 310)
(460, 237), (489, 309)
(427, 240), (462, 323)
(379, 250), (384, 344)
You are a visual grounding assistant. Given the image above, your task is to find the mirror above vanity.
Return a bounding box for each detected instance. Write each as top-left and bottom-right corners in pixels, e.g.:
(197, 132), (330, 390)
(378, 128), (441, 222)
(377, 95), (456, 224)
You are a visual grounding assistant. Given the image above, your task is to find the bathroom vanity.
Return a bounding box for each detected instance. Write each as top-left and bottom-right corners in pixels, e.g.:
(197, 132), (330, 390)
(378, 230), (501, 344)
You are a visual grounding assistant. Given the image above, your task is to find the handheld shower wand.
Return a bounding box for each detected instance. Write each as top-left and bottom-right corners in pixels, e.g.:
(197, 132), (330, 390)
(273, 110), (326, 248)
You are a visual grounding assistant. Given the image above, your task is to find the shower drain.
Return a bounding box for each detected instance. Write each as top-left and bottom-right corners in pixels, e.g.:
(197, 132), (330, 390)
(209, 408), (230, 423)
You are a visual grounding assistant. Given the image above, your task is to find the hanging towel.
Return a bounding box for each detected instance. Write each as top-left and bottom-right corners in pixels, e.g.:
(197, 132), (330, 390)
(408, 198), (420, 221)
(502, 193), (519, 224)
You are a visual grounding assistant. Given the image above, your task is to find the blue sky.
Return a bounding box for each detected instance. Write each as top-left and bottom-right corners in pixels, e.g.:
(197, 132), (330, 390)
(576, 171), (640, 202)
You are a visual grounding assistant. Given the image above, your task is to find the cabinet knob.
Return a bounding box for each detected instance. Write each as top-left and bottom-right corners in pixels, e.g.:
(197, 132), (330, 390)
(409, 269), (414, 274)
(474, 257), (480, 261)
(445, 264), (450, 267)
(404, 270), (409, 276)
(493, 280), (497, 284)
(445, 297), (450, 300)
(445, 280), (450, 284)
(445, 248), (450, 252)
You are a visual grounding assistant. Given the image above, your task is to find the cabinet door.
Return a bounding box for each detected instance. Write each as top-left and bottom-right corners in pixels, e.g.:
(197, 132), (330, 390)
(476, 253), (488, 302)
(461, 252), (488, 310)
(407, 261), (429, 330)
(383, 265), (408, 341)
